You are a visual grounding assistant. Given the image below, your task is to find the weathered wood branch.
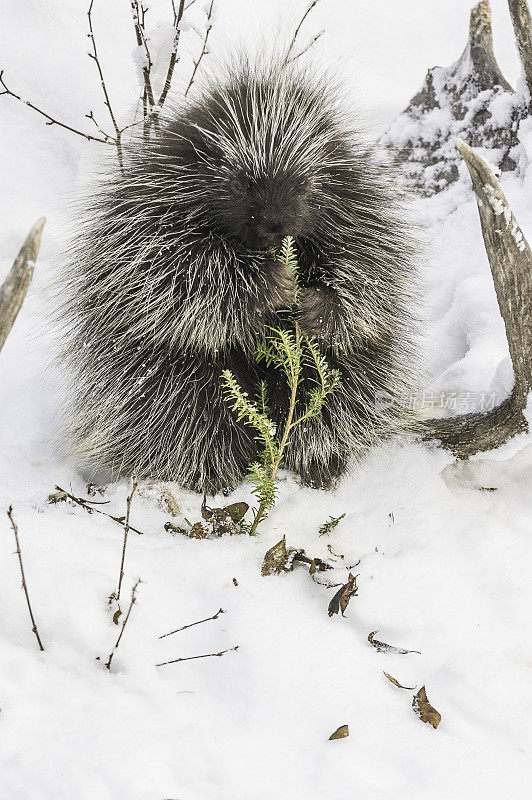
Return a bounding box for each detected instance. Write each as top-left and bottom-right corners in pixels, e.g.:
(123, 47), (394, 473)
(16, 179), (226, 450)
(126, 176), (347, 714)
(0, 218), (45, 355)
(508, 0), (532, 97)
(468, 0), (513, 91)
(423, 139), (532, 456)
(382, 0), (525, 195)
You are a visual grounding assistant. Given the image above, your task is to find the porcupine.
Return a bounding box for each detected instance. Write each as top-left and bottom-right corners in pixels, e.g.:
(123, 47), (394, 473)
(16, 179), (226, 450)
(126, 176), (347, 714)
(61, 57), (418, 494)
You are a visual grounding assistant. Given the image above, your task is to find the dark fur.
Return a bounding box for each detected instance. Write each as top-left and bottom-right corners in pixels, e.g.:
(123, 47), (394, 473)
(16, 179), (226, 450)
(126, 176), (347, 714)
(61, 60), (418, 492)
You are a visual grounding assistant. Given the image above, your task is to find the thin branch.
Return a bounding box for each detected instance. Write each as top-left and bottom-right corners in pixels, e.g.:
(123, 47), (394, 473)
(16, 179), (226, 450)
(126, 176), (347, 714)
(184, 0), (214, 98)
(54, 484), (146, 536)
(7, 507), (45, 651)
(105, 578), (141, 670)
(284, 0), (321, 65)
(286, 30), (324, 64)
(159, 608), (225, 639)
(156, 645), (239, 667)
(87, 0), (124, 169)
(116, 475), (138, 601)
(0, 218), (45, 354)
(0, 70), (112, 145)
(158, 0), (187, 108)
(130, 1), (155, 110)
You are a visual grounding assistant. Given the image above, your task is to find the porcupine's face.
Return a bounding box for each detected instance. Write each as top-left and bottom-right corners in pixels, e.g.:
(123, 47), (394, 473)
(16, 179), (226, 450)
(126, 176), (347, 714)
(218, 170), (313, 250)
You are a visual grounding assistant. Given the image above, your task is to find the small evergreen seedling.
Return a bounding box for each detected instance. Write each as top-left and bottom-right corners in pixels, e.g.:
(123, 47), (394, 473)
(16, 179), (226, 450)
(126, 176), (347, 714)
(222, 236), (341, 535)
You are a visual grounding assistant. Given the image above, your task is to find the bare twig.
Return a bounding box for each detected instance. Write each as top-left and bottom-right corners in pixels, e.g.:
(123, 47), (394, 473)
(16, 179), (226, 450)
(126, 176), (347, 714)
(184, 0), (214, 97)
(284, 0), (321, 65)
(130, 1), (155, 114)
(54, 484), (146, 536)
(116, 475), (139, 601)
(0, 70), (112, 145)
(87, 0), (124, 169)
(156, 645), (239, 667)
(287, 30), (324, 64)
(7, 507), (45, 651)
(159, 607), (225, 639)
(159, 0), (187, 107)
(0, 218), (45, 355)
(105, 578), (141, 670)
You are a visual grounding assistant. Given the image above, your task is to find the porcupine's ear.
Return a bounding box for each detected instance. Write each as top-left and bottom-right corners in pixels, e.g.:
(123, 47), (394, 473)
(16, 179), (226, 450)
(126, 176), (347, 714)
(385, 0), (532, 457)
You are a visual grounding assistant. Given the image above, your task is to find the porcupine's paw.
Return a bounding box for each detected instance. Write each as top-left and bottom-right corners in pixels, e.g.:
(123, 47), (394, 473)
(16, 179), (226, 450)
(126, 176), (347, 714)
(297, 452), (349, 491)
(298, 285), (340, 341)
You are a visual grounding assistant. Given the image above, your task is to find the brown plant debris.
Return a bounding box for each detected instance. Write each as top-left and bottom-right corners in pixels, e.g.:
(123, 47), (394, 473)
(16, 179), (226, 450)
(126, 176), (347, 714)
(368, 631), (421, 655)
(261, 537), (333, 576)
(329, 724), (349, 740)
(164, 521), (188, 535)
(139, 482), (181, 517)
(412, 686), (441, 729)
(328, 573), (359, 617)
(261, 536), (297, 576)
(383, 672), (416, 690)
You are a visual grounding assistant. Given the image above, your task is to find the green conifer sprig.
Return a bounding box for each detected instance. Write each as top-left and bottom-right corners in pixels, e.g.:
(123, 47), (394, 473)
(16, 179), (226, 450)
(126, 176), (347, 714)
(221, 236), (341, 536)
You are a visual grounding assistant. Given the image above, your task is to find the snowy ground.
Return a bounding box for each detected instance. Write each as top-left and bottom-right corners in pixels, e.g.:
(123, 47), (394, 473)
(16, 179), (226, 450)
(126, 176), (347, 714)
(1, 1), (531, 798)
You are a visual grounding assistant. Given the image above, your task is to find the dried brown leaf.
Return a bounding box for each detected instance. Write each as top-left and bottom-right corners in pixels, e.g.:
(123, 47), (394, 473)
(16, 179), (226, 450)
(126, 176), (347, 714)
(112, 608), (122, 626)
(224, 502), (249, 523)
(139, 482), (181, 517)
(383, 672), (416, 690)
(189, 522), (209, 539)
(413, 686), (441, 729)
(164, 521), (188, 535)
(329, 724), (349, 740)
(261, 536), (296, 576)
(48, 491), (68, 504)
(328, 573), (359, 617)
(368, 631), (421, 655)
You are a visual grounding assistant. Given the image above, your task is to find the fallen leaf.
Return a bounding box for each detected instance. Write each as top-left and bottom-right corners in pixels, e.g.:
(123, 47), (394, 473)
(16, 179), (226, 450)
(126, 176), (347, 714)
(329, 724), (349, 740)
(138, 482), (181, 517)
(164, 522), (188, 535)
(189, 522), (209, 539)
(48, 491), (68, 504)
(368, 631), (421, 654)
(224, 502), (249, 523)
(328, 573), (359, 617)
(261, 536), (297, 576)
(209, 508), (240, 536)
(413, 686), (441, 729)
(383, 672), (416, 690)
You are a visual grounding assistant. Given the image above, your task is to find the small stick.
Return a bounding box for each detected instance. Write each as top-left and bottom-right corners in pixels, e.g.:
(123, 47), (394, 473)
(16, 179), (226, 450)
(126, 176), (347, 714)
(158, 607), (225, 639)
(158, 0), (186, 108)
(87, 0), (124, 169)
(0, 70), (112, 145)
(54, 485), (145, 536)
(105, 578), (141, 670)
(156, 645), (238, 667)
(116, 475), (138, 601)
(184, 0), (214, 97)
(7, 507), (45, 651)
(284, 0), (321, 64)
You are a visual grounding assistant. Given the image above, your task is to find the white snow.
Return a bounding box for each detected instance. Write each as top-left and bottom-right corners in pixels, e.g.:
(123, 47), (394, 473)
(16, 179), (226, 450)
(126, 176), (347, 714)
(1, 1), (531, 798)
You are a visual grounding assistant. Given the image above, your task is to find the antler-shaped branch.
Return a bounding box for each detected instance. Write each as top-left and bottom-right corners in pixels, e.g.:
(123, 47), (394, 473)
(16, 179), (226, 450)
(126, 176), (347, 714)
(0, 218), (45, 355)
(423, 141), (532, 455)
(508, 0), (532, 97)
